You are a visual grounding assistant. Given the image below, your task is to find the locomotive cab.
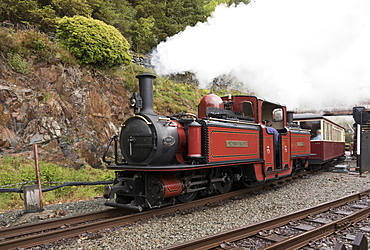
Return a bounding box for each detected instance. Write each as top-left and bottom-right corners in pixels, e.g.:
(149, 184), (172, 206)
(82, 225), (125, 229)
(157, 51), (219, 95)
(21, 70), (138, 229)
(218, 95), (310, 173)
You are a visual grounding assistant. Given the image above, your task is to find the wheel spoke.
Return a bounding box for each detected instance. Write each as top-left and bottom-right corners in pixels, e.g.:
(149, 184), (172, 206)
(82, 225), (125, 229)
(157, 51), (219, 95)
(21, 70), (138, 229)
(214, 167), (233, 194)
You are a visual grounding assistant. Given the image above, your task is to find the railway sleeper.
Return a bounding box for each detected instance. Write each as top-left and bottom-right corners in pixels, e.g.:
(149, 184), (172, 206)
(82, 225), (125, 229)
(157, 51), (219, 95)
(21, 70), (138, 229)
(334, 232), (368, 250)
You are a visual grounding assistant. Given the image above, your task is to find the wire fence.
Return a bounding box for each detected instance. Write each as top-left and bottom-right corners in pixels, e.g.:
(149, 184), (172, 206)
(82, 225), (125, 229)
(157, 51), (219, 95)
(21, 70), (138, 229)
(0, 180), (114, 193)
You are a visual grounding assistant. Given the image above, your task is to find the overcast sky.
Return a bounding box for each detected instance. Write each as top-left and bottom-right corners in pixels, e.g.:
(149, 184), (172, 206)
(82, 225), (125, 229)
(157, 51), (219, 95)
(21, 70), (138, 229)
(151, 0), (370, 111)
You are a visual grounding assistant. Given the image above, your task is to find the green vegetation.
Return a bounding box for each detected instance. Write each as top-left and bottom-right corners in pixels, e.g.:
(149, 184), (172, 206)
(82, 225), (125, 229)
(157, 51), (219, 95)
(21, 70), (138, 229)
(0, 155), (114, 212)
(57, 16), (131, 67)
(115, 63), (155, 91)
(6, 52), (31, 74)
(153, 77), (208, 114)
(0, 0), (250, 53)
(0, 27), (77, 68)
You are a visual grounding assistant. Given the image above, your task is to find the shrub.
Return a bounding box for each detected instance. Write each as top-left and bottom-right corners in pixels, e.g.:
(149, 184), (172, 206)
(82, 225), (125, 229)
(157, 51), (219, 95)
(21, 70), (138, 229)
(56, 15), (132, 68)
(0, 27), (77, 68)
(7, 52), (31, 74)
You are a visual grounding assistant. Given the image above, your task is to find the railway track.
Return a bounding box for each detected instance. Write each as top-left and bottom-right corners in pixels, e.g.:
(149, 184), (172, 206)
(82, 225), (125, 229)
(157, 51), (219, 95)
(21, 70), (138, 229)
(1, 173), (306, 250)
(165, 189), (370, 250)
(1, 169), (331, 250)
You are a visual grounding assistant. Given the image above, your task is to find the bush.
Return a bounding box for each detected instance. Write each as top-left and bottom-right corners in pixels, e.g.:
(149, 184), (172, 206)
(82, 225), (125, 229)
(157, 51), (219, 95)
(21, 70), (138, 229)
(57, 15), (132, 67)
(7, 52), (31, 74)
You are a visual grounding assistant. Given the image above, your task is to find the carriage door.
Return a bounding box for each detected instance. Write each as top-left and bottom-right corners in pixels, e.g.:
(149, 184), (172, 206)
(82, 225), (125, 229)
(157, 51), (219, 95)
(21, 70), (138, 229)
(281, 134), (290, 169)
(264, 133), (275, 172)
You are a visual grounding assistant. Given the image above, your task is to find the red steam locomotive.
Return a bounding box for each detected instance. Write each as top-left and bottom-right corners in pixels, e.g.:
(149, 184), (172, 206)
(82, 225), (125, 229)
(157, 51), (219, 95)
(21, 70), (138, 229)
(102, 73), (312, 211)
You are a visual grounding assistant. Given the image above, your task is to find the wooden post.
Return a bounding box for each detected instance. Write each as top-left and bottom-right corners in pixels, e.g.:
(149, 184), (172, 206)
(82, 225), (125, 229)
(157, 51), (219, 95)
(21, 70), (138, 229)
(23, 185), (41, 212)
(33, 144), (43, 210)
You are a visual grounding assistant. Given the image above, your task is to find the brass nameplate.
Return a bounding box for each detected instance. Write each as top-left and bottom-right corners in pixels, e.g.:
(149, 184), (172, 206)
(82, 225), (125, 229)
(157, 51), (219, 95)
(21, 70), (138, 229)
(297, 142), (305, 147)
(226, 141), (249, 147)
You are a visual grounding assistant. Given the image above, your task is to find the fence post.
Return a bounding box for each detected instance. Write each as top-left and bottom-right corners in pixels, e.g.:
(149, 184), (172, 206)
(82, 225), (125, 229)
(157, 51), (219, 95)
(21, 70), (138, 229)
(23, 144), (44, 212)
(33, 144), (43, 210)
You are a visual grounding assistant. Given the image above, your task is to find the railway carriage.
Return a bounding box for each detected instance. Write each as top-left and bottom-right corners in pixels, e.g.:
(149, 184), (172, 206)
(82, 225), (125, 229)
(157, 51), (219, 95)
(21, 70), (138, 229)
(102, 73), (311, 211)
(293, 114), (346, 165)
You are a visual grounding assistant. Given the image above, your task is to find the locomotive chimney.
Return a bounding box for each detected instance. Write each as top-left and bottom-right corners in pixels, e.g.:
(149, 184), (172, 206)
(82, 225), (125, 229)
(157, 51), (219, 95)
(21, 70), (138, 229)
(136, 73), (157, 115)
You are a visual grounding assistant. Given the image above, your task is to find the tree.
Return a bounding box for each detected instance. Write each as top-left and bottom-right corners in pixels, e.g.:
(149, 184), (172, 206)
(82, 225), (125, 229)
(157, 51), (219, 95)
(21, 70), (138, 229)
(88, 0), (136, 45)
(51, 0), (92, 17)
(30, 5), (58, 32)
(204, 0), (250, 16)
(57, 16), (132, 67)
(1, 0), (252, 55)
(0, 0), (39, 23)
(129, 0), (209, 52)
(133, 16), (157, 52)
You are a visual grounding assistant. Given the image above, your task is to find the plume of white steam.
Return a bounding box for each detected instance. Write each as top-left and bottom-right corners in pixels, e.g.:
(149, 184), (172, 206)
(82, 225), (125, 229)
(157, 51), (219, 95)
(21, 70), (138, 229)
(151, 0), (370, 110)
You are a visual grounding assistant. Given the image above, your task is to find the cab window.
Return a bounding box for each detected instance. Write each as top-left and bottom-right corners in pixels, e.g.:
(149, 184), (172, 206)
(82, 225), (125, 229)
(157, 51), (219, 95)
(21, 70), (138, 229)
(273, 108), (283, 122)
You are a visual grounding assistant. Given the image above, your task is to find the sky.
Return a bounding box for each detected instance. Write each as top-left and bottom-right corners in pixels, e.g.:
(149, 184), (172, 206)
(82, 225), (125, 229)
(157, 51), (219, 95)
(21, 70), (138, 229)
(151, 0), (370, 111)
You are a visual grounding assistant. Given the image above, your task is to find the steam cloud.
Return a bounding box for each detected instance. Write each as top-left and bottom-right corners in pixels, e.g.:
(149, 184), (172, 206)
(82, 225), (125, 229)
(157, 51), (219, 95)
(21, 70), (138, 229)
(151, 0), (370, 110)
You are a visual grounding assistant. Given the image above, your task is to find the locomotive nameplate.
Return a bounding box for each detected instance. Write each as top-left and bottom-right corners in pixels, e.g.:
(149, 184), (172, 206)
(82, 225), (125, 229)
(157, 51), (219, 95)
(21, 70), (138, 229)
(297, 142), (305, 147)
(226, 140), (249, 147)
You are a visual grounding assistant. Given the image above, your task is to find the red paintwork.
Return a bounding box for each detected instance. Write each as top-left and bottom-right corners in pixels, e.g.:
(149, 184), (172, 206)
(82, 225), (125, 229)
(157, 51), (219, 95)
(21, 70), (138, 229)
(157, 175), (183, 198)
(263, 134), (274, 171)
(220, 96), (288, 126)
(188, 121), (202, 158)
(290, 131), (311, 158)
(174, 120), (186, 164)
(310, 141), (345, 162)
(221, 96), (258, 123)
(260, 128), (297, 181)
(253, 163), (264, 181)
(199, 93), (224, 118)
(281, 135), (291, 168)
(207, 125), (260, 163)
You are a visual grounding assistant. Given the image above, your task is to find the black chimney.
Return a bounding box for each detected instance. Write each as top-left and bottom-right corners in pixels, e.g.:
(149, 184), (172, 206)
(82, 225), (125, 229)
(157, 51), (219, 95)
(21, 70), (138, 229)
(136, 73), (157, 115)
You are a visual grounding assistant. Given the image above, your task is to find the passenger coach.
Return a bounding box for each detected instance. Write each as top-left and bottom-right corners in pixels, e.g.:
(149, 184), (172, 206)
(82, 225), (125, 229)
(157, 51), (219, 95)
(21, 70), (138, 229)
(293, 114), (346, 165)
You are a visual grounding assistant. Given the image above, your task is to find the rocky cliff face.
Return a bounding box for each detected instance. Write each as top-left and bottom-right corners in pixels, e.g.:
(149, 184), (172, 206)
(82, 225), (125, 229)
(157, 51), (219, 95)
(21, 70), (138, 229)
(0, 58), (132, 168)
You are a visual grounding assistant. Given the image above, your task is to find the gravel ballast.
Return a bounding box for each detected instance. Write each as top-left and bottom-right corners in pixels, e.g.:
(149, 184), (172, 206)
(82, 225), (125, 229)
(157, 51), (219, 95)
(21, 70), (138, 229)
(1, 158), (369, 249)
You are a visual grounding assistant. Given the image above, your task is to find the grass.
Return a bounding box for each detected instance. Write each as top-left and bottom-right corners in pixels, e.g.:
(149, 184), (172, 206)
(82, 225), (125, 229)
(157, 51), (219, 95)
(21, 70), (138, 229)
(0, 27), (77, 67)
(153, 76), (208, 114)
(0, 155), (114, 212)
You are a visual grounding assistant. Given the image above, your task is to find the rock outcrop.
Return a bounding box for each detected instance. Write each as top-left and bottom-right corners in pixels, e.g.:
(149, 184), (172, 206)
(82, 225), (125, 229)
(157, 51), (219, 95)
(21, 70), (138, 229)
(0, 58), (132, 168)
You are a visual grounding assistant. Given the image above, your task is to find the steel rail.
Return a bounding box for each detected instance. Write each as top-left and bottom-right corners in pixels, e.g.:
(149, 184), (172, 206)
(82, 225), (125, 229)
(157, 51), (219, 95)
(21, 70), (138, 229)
(0, 208), (123, 239)
(262, 205), (370, 250)
(164, 189), (370, 250)
(0, 181), (271, 250)
(0, 170), (313, 250)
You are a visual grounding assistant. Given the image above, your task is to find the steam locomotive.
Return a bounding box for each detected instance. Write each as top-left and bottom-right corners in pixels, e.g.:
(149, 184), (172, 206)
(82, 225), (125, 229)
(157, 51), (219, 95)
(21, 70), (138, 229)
(102, 73), (313, 212)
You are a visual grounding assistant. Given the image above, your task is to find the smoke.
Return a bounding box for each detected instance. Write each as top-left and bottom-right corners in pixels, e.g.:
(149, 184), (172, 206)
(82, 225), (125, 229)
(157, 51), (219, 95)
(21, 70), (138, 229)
(151, 0), (370, 110)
